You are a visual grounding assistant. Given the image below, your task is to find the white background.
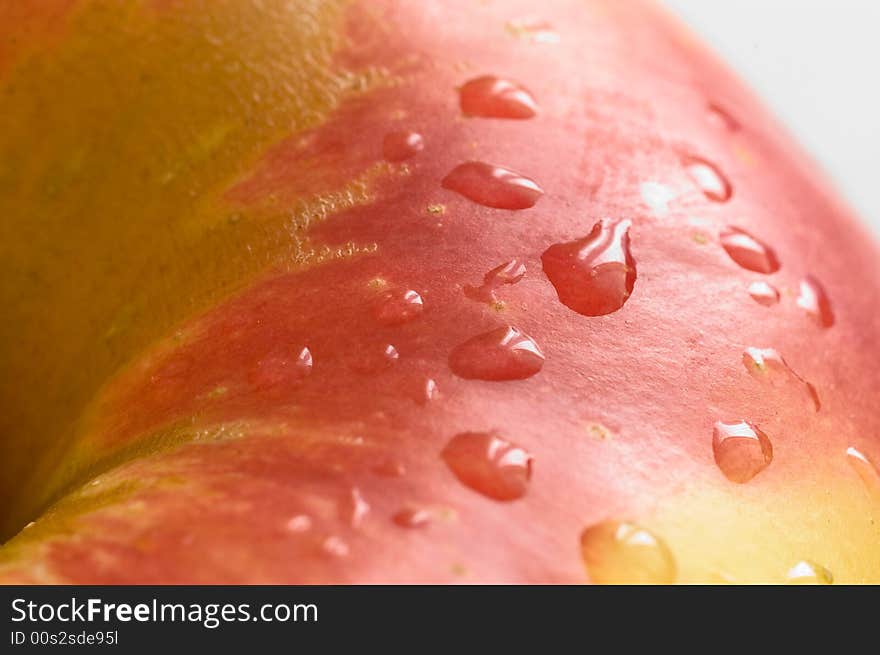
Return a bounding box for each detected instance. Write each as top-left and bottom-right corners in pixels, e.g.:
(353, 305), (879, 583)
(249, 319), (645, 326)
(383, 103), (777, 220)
(664, 0), (880, 235)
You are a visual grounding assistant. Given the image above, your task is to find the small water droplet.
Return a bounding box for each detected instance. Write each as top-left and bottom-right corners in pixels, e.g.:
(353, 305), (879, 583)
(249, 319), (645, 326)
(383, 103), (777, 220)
(321, 536), (350, 557)
(448, 326), (544, 381)
(542, 218), (636, 316)
(340, 487), (370, 528)
(706, 103), (740, 131)
(720, 227), (780, 273)
(742, 347), (820, 411)
(712, 420), (773, 483)
(392, 507), (432, 528)
(846, 446), (880, 497)
(683, 155), (732, 202)
(580, 521), (676, 584)
(797, 275), (835, 327)
(459, 75), (538, 119)
(374, 289), (424, 326)
(787, 560), (833, 584)
(349, 344), (400, 374)
(249, 346), (313, 390)
(748, 280), (780, 306)
(286, 514), (313, 533)
(414, 377), (440, 405)
(442, 161), (543, 209)
(505, 18), (560, 43)
(441, 431), (533, 501)
(640, 182), (676, 217)
(383, 130), (424, 162)
(464, 259), (526, 302)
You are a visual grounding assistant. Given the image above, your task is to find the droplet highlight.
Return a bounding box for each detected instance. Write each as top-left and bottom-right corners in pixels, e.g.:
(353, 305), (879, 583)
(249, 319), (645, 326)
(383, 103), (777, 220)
(742, 347), (820, 411)
(442, 161), (543, 209)
(797, 275), (835, 327)
(683, 155), (732, 202)
(580, 521), (676, 584)
(459, 75), (538, 119)
(382, 130), (424, 162)
(748, 281), (780, 306)
(249, 346), (313, 390)
(340, 487), (370, 528)
(349, 344), (400, 374)
(441, 431), (533, 501)
(720, 227), (780, 273)
(712, 420), (773, 483)
(448, 325), (544, 381)
(846, 446), (880, 497)
(392, 507), (432, 529)
(542, 218), (636, 316)
(374, 289), (424, 326)
(787, 560), (833, 585)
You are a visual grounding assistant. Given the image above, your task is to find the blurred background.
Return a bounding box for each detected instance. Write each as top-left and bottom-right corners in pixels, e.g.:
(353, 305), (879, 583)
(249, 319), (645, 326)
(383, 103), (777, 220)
(665, 0), (880, 235)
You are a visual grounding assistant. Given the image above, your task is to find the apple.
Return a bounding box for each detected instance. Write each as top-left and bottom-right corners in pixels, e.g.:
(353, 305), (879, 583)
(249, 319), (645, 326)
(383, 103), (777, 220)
(0, 0), (877, 584)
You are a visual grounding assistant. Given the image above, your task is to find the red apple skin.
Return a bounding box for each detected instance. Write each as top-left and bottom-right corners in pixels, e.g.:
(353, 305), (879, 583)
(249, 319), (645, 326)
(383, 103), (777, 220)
(0, 0), (878, 584)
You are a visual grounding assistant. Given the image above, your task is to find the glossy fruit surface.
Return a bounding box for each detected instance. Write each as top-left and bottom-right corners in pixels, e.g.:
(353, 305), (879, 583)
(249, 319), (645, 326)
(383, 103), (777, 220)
(0, 0), (878, 583)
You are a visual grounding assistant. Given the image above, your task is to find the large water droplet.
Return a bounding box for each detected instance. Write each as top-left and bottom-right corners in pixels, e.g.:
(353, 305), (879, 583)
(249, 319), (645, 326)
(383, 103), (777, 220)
(392, 507), (432, 529)
(442, 161), (543, 209)
(846, 446), (880, 497)
(541, 219), (636, 316)
(720, 227), (780, 273)
(748, 280), (780, 306)
(383, 130), (424, 162)
(683, 155), (732, 202)
(797, 275), (835, 327)
(580, 521), (676, 584)
(787, 560), (833, 584)
(464, 259), (526, 303)
(742, 347), (820, 411)
(448, 326), (544, 381)
(459, 75), (538, 119)
(249, 346), (313, 390)
(441, 431), (533, 501)
(712, 420), (773, 483)
(374, 289), (424, 326)
(349, 344), (400, 374)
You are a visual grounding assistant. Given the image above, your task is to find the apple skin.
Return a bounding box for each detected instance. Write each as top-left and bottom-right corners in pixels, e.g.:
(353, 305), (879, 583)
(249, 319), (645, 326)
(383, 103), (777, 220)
(0, 0), (878, 583)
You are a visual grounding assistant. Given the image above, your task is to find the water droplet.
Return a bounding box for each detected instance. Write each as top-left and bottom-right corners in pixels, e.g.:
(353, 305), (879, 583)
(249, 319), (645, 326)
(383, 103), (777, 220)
(459, 75), (538, 119)
(712, 420), (773, 483)
(580, 521), (676, 584)
(640, 182), (676, 217)
(742, 347), (820, 411)
(846, 446), (880, 497)
(787, 560), (833, 584)
(748, 280), (780, 306)
(797, 275), (835, 327)
(464, 259), (526, 302)
(249, 346), (313, 390)
(683, 155), (732, 202)
(383, 130), (424, 162)
(321, 536), (350, 558)
(392, 507), (432, 528)
(505, 18), (560, 43)
(442, 161), (543, 209)
(541, 218), (636, 316)
(286, 514), (313, 533)
(448, 326), (544, 381)
(340, 487), (370, 528)
(349, 344), (400, 374)
(720, 227), (780, 273)
(441, 431), (533, 501)
(414, 378), (440, 405)
(374, 289), (424, 326)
